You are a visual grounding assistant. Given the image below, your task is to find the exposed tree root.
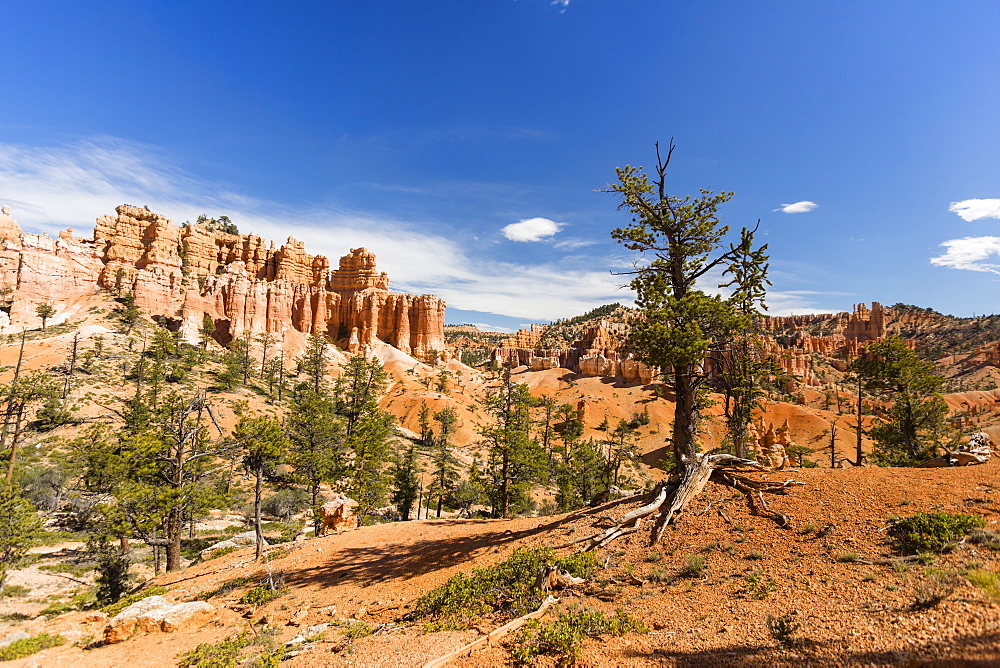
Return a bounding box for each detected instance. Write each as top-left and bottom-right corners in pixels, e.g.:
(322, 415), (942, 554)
(715, 470), (805, 528)
(566, 453), (803, 552)
(422, 595), (559, 668)
(556, 481), (675, 551)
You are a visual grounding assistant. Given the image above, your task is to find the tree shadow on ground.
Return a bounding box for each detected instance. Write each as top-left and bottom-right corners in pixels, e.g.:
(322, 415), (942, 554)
(623, 630), (1000, 667)
(285, 495), (650, 590)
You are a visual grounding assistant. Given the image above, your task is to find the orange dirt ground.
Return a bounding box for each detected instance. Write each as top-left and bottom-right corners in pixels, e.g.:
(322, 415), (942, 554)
(10, 460), (1000, 667)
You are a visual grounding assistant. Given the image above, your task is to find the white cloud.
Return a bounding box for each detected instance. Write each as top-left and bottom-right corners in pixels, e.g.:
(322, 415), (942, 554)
(949, 198), (1000, 222)
(0, 138), (626, 321)
(774, 201), (818, 214)
(501, 217), (563, 242)
(553, 238), (597, 251)
(470, 323), (513, 333)
(551, 0), (570, 12)
(0, 137), (840, 322)
(930, 236), (1000, 274)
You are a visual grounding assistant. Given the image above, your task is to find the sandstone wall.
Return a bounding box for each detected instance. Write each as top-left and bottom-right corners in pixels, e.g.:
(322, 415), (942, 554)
(0, 204), (446, 361)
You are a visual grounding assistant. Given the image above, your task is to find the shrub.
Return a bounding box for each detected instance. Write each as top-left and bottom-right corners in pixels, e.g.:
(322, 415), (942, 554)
(335, 619), (375, 639)
(678, 554), (706, 578)
(510, 608), (647, 665)
(178, 631), (254, 668)
(0, 584), (29, 597)
(195, 576), (255, 601)
(178, 626), (283, 668)
(94, 546), (131, 606)
(238, 574), (285, 607)
(203, 545), (238, 561)
(101, 585), (168, 617)
(0, 633), (65, 661)
(969, 528), (1000, 551)
(890, 512), (985, 555)
(260, 488), (309, 522)
(966, 569), (1000, 601)
(414, 548), (598, 629)
(910, 573), (958, 611)
(766, 613), (800, 646)
(743, 571), (777, 600)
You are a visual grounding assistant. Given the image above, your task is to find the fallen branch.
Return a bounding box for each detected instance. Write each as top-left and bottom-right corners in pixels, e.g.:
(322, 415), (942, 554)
(422, 595), (559, 668)
(46, 572), (91, 587)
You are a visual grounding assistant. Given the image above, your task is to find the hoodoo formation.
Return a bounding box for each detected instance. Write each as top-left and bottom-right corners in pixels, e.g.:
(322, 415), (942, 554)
(487, 302), (919, 388)
(0, 204), (446, 360)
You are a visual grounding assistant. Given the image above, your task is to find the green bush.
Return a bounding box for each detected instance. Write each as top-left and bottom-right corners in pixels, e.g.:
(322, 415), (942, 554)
(101, 585), (168, 617)
(414, 548), (598, 628)
(203, 545), (238, 561)
(0, 584), (29, 598)
(0, 633), (65, 661)
(238, 582), (284, 607)
(967, 569), (1000, 601)
(178, 627), (282, 668)
(678, 554), (706, 578)
(334, 619), (375, 639)
(195, 576), (255, 601)
(743, 571), (776, 600)
(511, 608), (647, 665)
(178, 632), (254, 668)
(890, 512), (985, 554)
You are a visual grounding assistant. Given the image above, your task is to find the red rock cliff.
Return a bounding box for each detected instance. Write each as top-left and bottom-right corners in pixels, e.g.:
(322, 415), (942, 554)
(0, 204), (446, 361)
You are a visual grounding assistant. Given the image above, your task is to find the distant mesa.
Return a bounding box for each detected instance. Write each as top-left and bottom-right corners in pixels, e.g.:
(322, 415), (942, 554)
(0, 204), (446, 362)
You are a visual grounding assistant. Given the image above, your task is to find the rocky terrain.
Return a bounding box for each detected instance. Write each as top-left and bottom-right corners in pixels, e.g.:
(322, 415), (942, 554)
(0, 204), (446, 361)
(0, 204), (998, 665)
(4, 459), (1000, 667)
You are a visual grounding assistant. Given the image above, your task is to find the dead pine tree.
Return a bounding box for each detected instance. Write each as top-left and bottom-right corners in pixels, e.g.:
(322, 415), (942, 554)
(829, 422), (839, 468)
(62, 331), (80, 399)
(568, 141), (802, 552)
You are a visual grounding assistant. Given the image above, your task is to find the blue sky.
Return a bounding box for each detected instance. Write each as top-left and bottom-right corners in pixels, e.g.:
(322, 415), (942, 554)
(2, 1), (1000, 331)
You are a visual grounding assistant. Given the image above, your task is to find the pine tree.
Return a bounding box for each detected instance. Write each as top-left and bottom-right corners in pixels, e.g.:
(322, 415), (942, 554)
(234, 415), (289, 558)
(35, 302), (55, 330)
(286, 390), (345, 534)
(480, 369), (545, 518)
(300, 332), (329, 394)
(0, 485), (40, 591)
(391, 441), (421, 520)
(610, 141), (767, 470)
(335, 355), (394, 524)
(428, 407), (459, 517)
(849, 335), (948, 465)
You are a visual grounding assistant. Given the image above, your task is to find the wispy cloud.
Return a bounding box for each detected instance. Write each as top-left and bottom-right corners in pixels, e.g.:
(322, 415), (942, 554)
(0, 136), (839, 322)
(553, 238), (597, 250)
(930, 236), (1000, 275)
(774, 201), (818, 214)
(0, 138), (626, 321)
(502, 216), (563, 242)
(551, 0), (571, 13)
(470, 323), (513, 333)
(949, 198), (1000, 222)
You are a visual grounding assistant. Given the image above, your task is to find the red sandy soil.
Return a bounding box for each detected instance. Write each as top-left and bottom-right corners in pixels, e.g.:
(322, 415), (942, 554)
(9, 459), (1000, 667)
